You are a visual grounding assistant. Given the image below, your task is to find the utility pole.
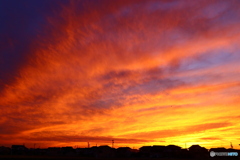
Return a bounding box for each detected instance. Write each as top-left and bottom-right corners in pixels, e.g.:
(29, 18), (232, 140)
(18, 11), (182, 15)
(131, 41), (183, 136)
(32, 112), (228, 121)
(112, 140), (114, 148)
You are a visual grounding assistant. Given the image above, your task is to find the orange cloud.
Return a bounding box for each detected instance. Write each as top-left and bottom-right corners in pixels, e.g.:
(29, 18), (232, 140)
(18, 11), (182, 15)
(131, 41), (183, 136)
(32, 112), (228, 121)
(0, 0), (240, 149)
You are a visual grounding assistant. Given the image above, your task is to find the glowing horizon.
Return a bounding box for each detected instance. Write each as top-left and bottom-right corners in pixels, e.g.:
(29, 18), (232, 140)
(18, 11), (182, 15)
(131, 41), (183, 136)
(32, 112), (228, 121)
(0, 0), (240, 149)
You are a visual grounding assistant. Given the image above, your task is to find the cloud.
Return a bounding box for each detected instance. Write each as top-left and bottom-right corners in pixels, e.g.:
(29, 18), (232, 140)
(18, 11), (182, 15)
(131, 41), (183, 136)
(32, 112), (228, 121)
(0, 0), (240, 148)
(0, 0), (60, 89)
(25, 134), (153, 144)
(120, 122), (232, 139)
(200, 137), (222, 141)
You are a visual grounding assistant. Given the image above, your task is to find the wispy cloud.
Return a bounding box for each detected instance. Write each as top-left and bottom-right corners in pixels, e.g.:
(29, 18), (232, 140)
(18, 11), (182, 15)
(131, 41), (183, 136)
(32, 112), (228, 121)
(0, 0), (240, 149)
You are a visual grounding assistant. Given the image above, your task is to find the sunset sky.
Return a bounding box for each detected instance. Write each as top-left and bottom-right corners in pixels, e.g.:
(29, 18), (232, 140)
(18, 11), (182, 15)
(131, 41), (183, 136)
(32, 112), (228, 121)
(0, 0), (240, 149)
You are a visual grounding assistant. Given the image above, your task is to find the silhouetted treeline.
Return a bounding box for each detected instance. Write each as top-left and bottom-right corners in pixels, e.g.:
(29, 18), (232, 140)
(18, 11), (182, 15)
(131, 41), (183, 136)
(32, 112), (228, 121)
(0, 144), (239, 159)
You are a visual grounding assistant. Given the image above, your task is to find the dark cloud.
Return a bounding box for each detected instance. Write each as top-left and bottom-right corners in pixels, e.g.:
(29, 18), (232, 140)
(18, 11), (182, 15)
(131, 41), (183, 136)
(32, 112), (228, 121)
(26, 133), (153, 144)
(0, 114), (66, 135)
(0, 0), (64, 90)
(200, 137), (222, 141)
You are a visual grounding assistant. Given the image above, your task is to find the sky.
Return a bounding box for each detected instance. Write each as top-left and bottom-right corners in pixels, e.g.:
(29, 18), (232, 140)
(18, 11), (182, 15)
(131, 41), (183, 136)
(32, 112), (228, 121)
(0, 0), (240, 149)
